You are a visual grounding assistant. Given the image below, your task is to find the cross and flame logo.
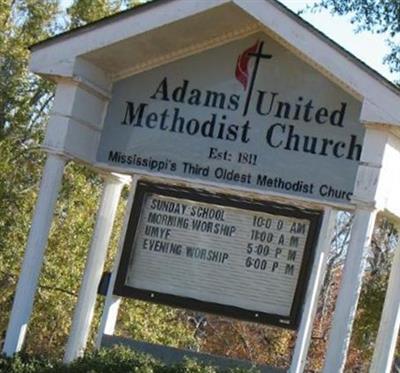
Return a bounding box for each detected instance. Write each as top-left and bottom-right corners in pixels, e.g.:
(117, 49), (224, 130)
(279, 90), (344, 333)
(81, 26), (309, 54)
(235, 40), (272, 116)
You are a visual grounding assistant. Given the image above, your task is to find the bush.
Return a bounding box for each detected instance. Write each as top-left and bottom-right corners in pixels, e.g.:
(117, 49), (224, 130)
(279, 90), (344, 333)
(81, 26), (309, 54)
(0, 346), (259, 373)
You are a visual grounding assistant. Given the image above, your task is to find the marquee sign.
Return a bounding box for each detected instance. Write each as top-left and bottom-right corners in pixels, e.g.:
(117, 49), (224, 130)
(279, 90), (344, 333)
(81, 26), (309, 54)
(97, 33), (364, 206)
(114, 181), (322, 328)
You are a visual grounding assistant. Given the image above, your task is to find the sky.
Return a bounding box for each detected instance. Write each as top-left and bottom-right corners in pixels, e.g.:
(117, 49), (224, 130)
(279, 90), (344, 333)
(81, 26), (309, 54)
(61, 0), (396, 83)
(279, 0), (396, 82)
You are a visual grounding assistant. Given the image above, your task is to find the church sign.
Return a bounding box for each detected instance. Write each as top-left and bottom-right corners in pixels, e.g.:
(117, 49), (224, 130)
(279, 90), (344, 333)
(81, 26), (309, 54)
(97, 33), (364, 206)
(114, 181), (322, 329)
(6, 0), (400, 370)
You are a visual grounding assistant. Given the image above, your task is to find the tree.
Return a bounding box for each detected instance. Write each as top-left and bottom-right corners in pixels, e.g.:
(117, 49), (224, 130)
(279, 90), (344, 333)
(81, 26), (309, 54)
(346, 218), (399, 371)
(307, 0), (400, 78)
(302, 2), (400, 368)
(0, 0), (58, 140)
(0, 0), (60, 351)
(67, 0), (143, 29)
(3, 0), (398, 368)
(0, 0), (195, 357)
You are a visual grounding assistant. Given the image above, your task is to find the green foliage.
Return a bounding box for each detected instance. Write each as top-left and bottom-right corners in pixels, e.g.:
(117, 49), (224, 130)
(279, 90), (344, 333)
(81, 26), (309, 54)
(348, 218), (399, 367)
(2, 0), (399, 368)
(311, 0), (400, 35)
(118, 300), (198, 349)
(0, 135), (46, 348)
(67, 0), (123, 28)
(24, 163), (104, 355)
(0, 0), (194, 358)
(0, 347), (259, 373)
(0, 1), (58, 323)
(352, 272), (388, 352)
(67, 0), (146, 28)
(0, 0), (58, 139)
(309, 0), (400, 77)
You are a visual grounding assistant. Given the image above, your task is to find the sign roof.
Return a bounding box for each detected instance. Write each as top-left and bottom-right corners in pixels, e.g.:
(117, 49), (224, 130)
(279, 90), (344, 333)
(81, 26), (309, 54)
(29, 0), (400, 128)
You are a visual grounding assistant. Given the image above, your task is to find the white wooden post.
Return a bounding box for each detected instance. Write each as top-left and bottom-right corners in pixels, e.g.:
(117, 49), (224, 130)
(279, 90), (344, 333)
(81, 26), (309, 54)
(95, 176), (138, 349)
(3, 153), (67, 356)
(323, 207), (377, 373)
(370, 223), (400, 373)
(290, 207), (336, 373)
(63, 173), (130, 363)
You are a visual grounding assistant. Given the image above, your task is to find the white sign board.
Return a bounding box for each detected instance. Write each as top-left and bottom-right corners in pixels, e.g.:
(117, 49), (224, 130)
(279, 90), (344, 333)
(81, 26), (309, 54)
(97, 33), (363, 205)
(114, 182), (321, 328)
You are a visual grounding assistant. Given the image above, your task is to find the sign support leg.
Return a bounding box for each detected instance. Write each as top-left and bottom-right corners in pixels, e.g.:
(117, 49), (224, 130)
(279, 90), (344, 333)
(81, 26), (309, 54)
(95, 176), (138, 349)
(63, 173), (128, 363)
(2, 153), (67, 356)
(370, 228), (400, 373)
(323, 207), (377, 373)
(290, 207), (336, 373)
